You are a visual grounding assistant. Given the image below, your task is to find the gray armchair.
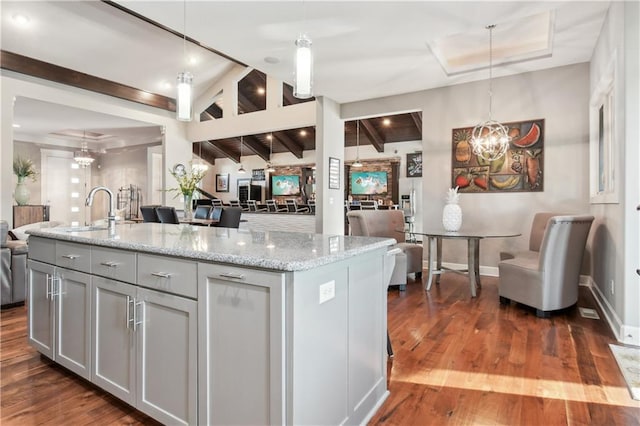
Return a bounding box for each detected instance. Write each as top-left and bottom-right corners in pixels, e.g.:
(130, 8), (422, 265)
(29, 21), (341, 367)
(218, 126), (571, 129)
(498, 215), (594, 317)
(347, 210), (423, 291)
(1, 220), (28, 307)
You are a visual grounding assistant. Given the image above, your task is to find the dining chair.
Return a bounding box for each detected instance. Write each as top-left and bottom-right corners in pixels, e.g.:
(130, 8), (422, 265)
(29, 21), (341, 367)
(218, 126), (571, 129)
(266, 199), (287, 212)
(213, 207), (242, 228)
(498, 215), (594, 317)
(360, 200), (378, 210)
(229, 200), (241, 207)
(156, 206), (180, 224)
(285, 199), (309, 213)
(209, 206), (223, 221)
(212, 199), (223, 207)
(140, 205), (161, 223)
(193, 205), (211, 219)
(247, 200), (267, 212)
(307, 199), (316, 213)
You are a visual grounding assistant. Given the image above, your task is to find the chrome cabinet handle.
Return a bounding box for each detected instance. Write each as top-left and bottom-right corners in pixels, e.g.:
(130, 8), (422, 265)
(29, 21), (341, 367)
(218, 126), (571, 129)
(100, 261), (119, 268)
(150, 272), (172, 279)
(218, 272), (245, 280)
(46, 274), (52, 300)
(133, 300), (144, 331)
(61, 254), (78, 260)
(126, 296), (134, 329)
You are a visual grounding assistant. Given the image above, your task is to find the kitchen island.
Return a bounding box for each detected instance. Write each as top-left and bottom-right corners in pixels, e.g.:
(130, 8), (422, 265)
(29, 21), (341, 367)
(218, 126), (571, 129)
(26, 223), (394, 425)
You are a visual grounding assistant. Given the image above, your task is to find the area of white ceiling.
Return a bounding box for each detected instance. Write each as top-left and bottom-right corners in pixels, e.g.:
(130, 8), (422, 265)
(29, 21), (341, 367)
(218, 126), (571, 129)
(2, 1), (610, 144)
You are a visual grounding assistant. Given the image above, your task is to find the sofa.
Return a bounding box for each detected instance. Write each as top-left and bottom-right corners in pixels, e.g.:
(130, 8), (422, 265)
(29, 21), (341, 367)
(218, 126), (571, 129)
(1, 220), (28, 307)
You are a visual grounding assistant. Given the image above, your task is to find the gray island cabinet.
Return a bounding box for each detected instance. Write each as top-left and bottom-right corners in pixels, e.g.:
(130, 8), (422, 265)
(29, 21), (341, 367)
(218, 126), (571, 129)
(27, 223), (394, 425)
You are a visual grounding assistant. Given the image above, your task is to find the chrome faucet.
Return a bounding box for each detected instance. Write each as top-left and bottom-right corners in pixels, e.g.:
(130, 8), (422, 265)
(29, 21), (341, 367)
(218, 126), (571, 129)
(86, 186), (116, 235)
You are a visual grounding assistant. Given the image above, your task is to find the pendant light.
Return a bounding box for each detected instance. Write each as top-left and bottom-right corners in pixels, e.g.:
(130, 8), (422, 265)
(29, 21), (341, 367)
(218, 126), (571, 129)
(352, 120), (363, 168)
(176, 0), (193, 121)
(238, 136), (246, 173)
(470, 24), (510, 161)
(265, 133), (276, 172)
(74, 131), (95, 168)
(294, 34), (313, 99)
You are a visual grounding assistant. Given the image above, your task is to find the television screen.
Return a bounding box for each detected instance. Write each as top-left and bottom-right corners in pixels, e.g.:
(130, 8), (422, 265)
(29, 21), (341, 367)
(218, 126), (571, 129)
(272, 175), (301, 196)
(351, 171), (388, 195)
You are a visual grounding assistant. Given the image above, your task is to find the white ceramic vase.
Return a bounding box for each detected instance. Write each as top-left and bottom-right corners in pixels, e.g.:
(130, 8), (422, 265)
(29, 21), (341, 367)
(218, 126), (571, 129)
(442, 203), (462, 232)
(14, 177), (30, 206)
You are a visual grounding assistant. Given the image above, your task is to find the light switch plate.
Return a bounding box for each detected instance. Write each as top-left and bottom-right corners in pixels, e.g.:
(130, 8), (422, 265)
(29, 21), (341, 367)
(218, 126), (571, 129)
(319, 280), (335, 304)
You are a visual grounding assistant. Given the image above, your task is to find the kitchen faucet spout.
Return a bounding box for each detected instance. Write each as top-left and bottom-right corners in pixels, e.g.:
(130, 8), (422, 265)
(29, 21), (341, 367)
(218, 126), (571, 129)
(86, 186), (116, 235)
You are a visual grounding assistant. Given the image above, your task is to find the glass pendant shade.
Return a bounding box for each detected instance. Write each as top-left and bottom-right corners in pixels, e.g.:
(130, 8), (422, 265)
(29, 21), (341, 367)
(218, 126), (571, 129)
(74, 148), (94, 168)
(294, 35), (313, 99)
(176, 71), (193, 121)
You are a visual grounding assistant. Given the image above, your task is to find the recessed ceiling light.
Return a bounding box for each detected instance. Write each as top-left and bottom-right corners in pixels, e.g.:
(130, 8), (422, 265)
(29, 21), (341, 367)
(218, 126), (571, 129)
(264, 56), (280, 64)
(161, 81), (172, 90)
(188, 56), (197, 65)
(257, 87), (265, 95)
(383, 118), (391, 126)
(12, 123), (21, 128)
(12, 13), (30, 26)
(266, 134), (273, 140)
(300, 130), (307, 136)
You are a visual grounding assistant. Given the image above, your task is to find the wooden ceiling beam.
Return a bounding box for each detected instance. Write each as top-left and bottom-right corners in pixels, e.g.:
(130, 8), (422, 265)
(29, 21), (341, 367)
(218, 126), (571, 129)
(237, 92), (259, 114)
(410, 112), (422, 134)
(206, 140), (240, 163)
(192, 142), (217, 165)
(241, 135), (270, 162)
(1, 50), (175, 112)
(273, 132), (304, 159)
(360, 120), (385, 152)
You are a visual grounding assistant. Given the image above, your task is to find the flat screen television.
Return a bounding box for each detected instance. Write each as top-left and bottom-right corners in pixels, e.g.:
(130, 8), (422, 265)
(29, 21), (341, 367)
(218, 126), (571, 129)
(272, 175), (301, 196)
(351, 171), (388, 195)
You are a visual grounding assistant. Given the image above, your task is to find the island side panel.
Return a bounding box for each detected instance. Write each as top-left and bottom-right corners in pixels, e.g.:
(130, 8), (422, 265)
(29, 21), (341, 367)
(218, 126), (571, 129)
(198, 263), (286, 426)
(290, 247), (388, 425)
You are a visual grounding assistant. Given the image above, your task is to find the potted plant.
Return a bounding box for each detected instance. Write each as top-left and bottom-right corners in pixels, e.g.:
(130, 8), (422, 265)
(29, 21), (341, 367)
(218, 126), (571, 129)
(13, 156), (38, 205)
(168, 162), (207, 220)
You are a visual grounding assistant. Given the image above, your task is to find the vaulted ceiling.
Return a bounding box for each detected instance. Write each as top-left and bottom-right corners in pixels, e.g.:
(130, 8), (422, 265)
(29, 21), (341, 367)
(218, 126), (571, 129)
(2, 1), (610, 162)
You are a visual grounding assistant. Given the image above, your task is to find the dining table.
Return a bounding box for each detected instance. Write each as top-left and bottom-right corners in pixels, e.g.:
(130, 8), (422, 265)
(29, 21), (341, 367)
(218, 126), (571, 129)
(411, 228), (521, 297)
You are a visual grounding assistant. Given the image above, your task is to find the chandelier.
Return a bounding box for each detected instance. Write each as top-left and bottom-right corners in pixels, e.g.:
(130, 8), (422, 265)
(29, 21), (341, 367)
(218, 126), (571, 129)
(238, 136), (246, 173)
(265, 133), (275, 172)
(294, 34), (313, 99)
(470, 24), (510, 162)
(74, 132), (94, 168)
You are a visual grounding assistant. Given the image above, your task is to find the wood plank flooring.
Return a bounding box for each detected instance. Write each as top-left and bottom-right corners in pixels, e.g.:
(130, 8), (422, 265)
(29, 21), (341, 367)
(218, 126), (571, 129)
(1, 274), (638, 425)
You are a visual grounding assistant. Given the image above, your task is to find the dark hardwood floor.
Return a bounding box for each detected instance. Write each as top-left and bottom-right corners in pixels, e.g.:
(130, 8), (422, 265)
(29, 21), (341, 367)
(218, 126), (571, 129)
(1, 273), (638, 425)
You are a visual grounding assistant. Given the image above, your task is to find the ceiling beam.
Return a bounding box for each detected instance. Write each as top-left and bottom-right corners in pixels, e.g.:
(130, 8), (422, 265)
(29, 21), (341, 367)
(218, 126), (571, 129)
(237, 92), (259, 114)
(1, 50), (176, 112)
(360, 120), (385, 153)
(273, 133), (304, 159)
(206, 140), (240, 163)
(242, 135), (270, 162)
(193, 142), (217, 165)
(410, 112), (422, 134)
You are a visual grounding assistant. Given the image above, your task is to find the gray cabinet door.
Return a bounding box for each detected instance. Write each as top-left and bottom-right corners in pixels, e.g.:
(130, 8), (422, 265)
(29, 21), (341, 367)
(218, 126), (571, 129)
(92, 276), (136, 406)
(55, 267), (91, 380)
(27, 260), (55, 359)
(136, 288), (197, 426)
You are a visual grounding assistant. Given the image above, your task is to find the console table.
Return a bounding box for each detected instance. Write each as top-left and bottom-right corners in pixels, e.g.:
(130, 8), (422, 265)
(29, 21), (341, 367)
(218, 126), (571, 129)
(13, 205), (50, 228)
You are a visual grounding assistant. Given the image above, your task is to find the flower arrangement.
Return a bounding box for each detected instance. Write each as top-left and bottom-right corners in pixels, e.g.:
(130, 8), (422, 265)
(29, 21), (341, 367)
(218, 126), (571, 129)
(13, 156), (38, 181)
(168, 162), (207, 198)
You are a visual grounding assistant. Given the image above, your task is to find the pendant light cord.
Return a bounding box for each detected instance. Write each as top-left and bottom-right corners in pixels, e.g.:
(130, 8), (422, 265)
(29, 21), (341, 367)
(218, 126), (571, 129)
(356, 120), (360, 158)
(487, 24), (495, 121)
(183, 0), (187, 66)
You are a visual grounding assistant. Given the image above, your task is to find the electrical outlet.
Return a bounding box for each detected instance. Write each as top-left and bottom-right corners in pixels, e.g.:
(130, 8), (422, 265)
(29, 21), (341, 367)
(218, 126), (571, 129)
(609, 279), (615, 295)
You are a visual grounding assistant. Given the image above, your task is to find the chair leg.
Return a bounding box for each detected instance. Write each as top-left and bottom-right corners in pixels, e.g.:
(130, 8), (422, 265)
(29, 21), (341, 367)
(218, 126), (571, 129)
(387, 330), (394, 358)
(499, 296), (510, 305)
(536, 309), (551, 318)
(398, 284), (406, 291)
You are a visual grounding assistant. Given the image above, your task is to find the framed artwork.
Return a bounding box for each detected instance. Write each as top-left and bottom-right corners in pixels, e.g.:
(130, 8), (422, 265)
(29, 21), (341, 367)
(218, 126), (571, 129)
(451, 118), (545, 193)
(589, 49), (618, 204)
(406, 152), (422, 177)
(252, 169), (265, 181)
(329, 157), (340, 189)
(216, 174), (229, 192)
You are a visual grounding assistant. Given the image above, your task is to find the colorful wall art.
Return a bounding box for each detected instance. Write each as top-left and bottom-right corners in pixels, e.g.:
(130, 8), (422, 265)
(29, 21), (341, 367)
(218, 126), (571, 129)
(451, 119), (544, 193)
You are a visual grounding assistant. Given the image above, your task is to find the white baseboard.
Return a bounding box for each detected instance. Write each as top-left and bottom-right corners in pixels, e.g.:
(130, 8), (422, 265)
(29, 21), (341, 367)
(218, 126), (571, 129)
(422, 260), (640, 346)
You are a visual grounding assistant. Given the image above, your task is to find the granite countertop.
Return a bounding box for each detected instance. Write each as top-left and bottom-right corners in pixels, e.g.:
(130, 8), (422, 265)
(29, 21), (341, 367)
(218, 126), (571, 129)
(27, 223), (394, 272)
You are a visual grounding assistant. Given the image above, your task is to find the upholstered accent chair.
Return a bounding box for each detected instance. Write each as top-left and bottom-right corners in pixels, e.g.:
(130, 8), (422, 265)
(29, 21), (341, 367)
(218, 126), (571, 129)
(346, 210), (423, 290)
(498, 215), (594, 317)
(500, 212), (563, 261)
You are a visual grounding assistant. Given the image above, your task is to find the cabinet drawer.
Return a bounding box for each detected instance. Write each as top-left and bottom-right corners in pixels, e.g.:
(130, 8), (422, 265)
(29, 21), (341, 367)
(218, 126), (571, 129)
(91, 247), (136, 284)
(28, 237), (56, 264)
(199, 263), (285, 287)
(137, 254), (197, 299)
(56, 241), (91, 273)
